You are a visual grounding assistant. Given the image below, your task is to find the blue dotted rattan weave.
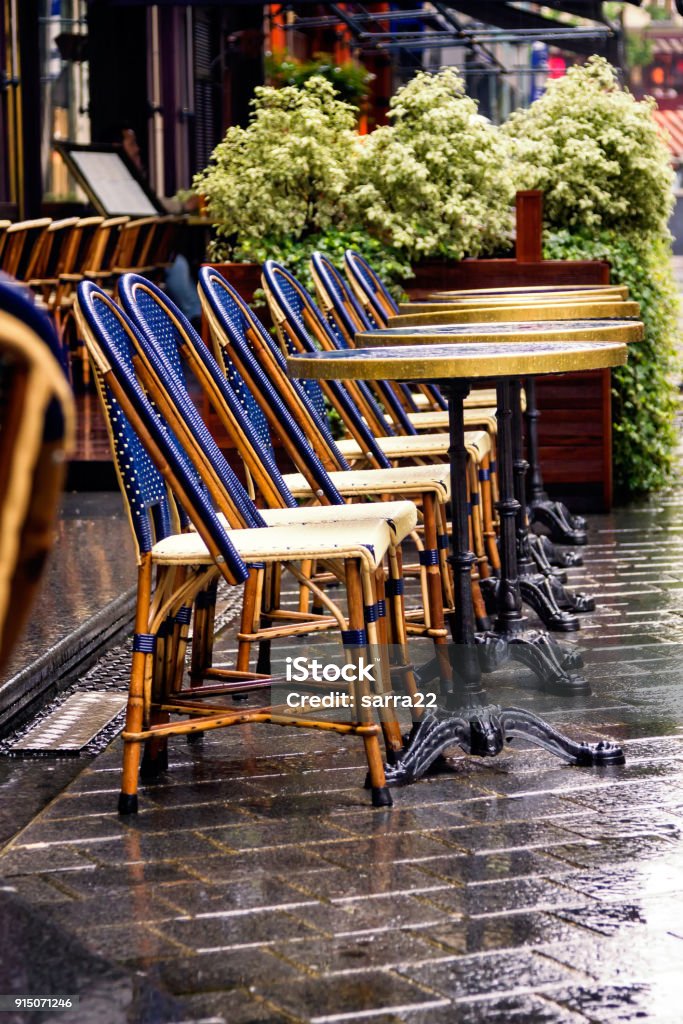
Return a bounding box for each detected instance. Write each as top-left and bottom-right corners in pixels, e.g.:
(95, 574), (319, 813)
(262, 262), (392, 470)
(120, 275), (296, 512)
(198, 269), (346, 505)
(77, 281), (248, 584)
(311, 253), (416, 436)
(117, 276), (267, 528)
(205, 276), (351, 470)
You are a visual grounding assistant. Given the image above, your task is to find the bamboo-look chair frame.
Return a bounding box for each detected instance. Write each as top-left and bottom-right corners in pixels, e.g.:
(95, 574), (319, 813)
(198, 269), (464, 687)
(311, 252), (453, 434)
(76, 281), (414, 810)
(0, 286), (75, 671)
(341, 249), (501, 508)
(119, 274), (421, 698)
(0, 219), (53, 282)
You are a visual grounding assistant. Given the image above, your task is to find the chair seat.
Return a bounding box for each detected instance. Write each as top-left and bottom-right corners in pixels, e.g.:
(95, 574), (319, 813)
(261, 500), (418, 544)
(283, 464), (451, 502)
(337, 429), (490, 462)
(401, 406), (497, 432)
(153, 519), (396, 570)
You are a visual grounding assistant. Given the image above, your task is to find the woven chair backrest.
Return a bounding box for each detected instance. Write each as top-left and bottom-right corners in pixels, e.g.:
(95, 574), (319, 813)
(262, 260), (392, 469)
(200, 268), (348, 470)
(31, 218), (79, 280)
(83, 217), (129, 276)
(2, 219), (53, 281)
(343, 250), (399, 326)
(198, 267), (346, 504)
(310, 251), (372, 342)
(75, 280), (249, 584)
(311, 253), (416, 435)
(118, 273), (289, 519)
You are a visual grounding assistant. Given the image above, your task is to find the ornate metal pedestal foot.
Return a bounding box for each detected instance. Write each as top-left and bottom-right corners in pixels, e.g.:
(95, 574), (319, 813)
(547, 575), (596, 614)
(535, 535), (584, 569)
(481, 574), (581, 633)
(384, 705), (624, 785)
(530, 500), (587, 546)
(474, 630), (587, 692)
(528, 533), (567, 581)
(505, 631), (591, 696)
(518, 575), (581, 632)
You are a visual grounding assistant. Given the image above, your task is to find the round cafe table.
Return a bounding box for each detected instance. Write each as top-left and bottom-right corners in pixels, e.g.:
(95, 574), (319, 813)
(423, 284), (629, 306)
(288, 337), (629, 780)
(356, 319), (643, 633)
(389, 298), (639, 551)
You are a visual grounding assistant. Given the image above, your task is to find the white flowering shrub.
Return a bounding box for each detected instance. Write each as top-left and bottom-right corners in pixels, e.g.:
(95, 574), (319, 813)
(504, 56), (674, 235)
(193, 78), (357, 260)
(344, 69), (514, 261)
(505, 56), (679, 495)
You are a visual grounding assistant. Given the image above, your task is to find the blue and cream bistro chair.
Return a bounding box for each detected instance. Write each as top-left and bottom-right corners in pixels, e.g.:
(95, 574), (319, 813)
(76, 279), (421, 811)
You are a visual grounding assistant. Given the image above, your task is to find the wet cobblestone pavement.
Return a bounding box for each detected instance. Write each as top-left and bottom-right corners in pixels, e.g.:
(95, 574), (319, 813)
(4, 474), (683, 1020)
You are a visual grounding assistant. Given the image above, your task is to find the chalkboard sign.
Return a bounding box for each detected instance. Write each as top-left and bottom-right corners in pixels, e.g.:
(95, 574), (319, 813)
(54, 142), (165, 217)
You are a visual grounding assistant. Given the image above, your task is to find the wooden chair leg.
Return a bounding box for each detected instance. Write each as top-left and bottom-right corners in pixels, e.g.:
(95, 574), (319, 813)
(422, 493), (451, 687)
(236, 568), (261, 673)
(479, 453), (501, 573)
(119, 556), (154, 814)
(344, 558), (392, 807)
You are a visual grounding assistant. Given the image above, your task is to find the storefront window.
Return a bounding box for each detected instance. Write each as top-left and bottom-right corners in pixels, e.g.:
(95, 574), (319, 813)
(39, 0), (89, 201)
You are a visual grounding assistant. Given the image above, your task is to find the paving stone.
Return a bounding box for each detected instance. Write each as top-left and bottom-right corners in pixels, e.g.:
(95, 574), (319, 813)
(170, 988), (291, 1024)
(155, 908), (321, 953)
(400, 992), (589, 1023)
(547, 983), (675, 1024)
(142, 947), (300, 995)
(425, 911), (584, 956)
(410, 850), (564, 885)
(285, 895), (456, 937)
(258, 971), (449, 1021)
(269, 930), (441, 975)
(396, 948), (583, 1001)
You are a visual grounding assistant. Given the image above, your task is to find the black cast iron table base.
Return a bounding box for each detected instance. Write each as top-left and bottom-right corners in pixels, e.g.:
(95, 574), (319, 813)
(534, 534), (584, 569)
(385, 705), (624, 786)
(523, 375), (589, 546)
(400, 376), (619, 782)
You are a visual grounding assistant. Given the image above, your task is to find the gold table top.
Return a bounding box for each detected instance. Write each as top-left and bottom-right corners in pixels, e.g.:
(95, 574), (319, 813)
(389, 299), (640, 328)
(355, 319), (643, 348)
(426, 284), (630, 302)
(288, 339), (628, 383)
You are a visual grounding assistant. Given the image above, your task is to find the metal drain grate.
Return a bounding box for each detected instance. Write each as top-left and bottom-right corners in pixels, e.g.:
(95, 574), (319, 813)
(11, 692), (127, 753)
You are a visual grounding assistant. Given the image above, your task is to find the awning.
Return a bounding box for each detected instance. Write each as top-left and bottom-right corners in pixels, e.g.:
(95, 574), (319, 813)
(653, 107), (683, 158)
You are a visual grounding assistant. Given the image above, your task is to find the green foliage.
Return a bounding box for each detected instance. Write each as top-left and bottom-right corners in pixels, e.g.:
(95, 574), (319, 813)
(345, 68), (514, 261)
(242, 226), (412, 306)
(507, 57), (679, 496)
(544, 228), (679, 495)
(193, 78), (357, 262)
(625, 31), (654, 71)
(504, 56), (674, 235)
(265, 52), (373, 107)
